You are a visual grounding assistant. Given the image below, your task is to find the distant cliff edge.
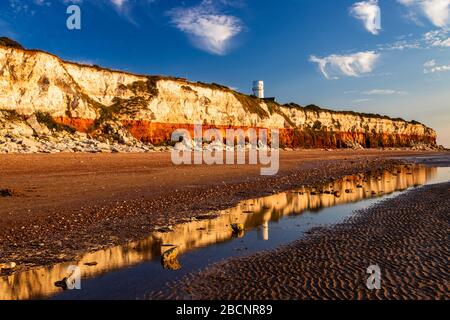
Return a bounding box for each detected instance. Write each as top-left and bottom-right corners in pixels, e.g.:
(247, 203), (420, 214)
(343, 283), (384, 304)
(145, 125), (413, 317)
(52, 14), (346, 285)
(0, 38), (438, 153)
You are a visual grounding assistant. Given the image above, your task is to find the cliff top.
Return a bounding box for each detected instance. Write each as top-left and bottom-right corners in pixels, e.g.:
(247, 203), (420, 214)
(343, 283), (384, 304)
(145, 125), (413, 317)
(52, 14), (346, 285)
(0, 37), (427, 127)
(0, 37), (24, 49)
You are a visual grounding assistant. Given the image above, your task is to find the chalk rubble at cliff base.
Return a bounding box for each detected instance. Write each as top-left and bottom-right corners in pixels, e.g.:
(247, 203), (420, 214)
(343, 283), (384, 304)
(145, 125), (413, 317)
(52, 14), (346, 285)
(0, 111), (443, 154)
(0, 113), (277, 154)
(0, 112), (154, 154)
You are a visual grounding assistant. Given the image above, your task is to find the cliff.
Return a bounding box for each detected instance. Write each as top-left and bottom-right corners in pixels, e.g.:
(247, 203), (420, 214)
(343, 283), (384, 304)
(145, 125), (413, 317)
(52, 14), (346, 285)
(0, 39), (437, 151)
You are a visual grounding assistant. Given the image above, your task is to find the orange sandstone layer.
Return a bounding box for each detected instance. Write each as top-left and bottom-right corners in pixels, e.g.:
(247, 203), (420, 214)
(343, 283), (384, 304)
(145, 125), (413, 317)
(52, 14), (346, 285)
(54, 117), (436, 148)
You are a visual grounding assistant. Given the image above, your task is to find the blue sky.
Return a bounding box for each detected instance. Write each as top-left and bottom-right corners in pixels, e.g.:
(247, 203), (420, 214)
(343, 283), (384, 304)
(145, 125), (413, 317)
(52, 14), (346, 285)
(1, 0), (449, 146)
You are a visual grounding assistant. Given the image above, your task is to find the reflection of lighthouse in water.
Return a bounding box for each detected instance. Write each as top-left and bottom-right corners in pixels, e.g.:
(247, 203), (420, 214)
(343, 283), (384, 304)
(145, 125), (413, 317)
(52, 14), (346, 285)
(257, 221), (269, 241)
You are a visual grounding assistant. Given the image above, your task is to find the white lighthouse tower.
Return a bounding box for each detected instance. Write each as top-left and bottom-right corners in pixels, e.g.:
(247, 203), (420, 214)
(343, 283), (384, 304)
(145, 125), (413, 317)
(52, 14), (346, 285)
(252, 80), (264, 99)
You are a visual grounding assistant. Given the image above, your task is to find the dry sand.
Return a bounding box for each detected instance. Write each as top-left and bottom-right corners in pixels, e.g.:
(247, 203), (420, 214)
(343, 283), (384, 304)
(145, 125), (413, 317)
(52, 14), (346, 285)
(159, 182), (450, 300)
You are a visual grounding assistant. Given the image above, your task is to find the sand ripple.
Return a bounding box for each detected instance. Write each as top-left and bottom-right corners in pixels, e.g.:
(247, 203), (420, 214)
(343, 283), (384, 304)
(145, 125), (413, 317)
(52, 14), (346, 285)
(159, 182), (450, 300)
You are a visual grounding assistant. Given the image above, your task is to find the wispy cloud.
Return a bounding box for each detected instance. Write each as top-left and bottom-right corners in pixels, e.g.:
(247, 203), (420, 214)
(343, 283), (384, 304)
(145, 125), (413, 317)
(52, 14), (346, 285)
(109, 0), (127, 11)
(309, 51), (380, 80)
(350, 0), (381, 35)
(10, 0), (80, 11)
(34, 0), (51, 5)
(375, 28), (450, 51)
(167, 0), (243, 55)
(8, 0), (30, 13)
(423, 59), (450, 72)
(362, 89), (408, 95)
(398, 0), (450, 28)
(424, 29), (450, 46)
(352, 98), (372, 103)
(378, 38), (422, 50)
(29, 1), (132, 13)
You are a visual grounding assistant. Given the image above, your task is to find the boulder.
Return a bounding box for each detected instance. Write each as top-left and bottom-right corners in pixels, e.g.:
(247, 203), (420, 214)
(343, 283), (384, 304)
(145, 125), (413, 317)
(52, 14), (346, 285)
(26, 115), (50, 136)
(231, 223), (244, 233)
(161, 246), (181, 270)
(0, 262), (17, 271)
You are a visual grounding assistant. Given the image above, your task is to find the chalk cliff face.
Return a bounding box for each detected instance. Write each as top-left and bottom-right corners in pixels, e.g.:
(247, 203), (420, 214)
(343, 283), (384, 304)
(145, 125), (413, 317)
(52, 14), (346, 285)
(0, 40), (437, 149)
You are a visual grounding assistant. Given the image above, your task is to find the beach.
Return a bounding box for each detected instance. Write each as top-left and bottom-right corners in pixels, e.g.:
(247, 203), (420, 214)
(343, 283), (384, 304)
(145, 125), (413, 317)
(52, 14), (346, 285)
(159, 181), (450, 300)
(0, 150), (447, 279)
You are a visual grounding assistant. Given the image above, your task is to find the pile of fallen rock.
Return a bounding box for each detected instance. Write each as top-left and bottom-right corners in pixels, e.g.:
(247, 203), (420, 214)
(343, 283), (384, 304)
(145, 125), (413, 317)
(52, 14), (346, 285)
(0, 112), (444, 154)
(343, 141), (365, 150)
(409, 143), (446, 151)
(0, 113), (161, 154)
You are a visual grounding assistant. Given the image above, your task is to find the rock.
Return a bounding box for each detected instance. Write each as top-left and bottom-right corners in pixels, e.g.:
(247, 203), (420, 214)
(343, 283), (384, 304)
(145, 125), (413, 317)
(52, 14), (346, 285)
(54, 279), (67, 288)
(0, 188), (14, 197)
(345, 189), (353, 193)
(231, 223), (245, 238)
(26, 115), (50, 136)
(333, 191), (341, 198)
(102, 121), (140, 146)
(54, 143), (68, 151)
(156, 226), (173, 233)
(174, 142), (190, 151)
(0, 262), (17, 271)
(231, 223), (244, 233)
(7, 122), (34, 138)
(161, 246), (179, 261)
(205, 139), (225, 151)
(162, 258), (181, 270)
(97, 143), (111, 152)
(161, 246), (181, 271)
(54, 278), (70, 290)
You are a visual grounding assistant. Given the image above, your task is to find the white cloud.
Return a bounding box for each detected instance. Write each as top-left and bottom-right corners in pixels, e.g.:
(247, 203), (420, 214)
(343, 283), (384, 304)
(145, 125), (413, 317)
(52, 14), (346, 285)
(33, 0), (53, 6)
(375, 29), (450, 51)
(350, 0), (381, 35)
(423, 59), (450, 72)
(424, 59), (437, 67)
(167, 1), (243, 55)
(362, 89), (408, 95)
(9, 0), (29, 12)
(110, 0), (126, 9)
(398, 0), (450, 28)
(309, 51), (380, 80)
(379, 39), (422, 50)
(424, 29), (450, 46)
(11, 0), (80, 11)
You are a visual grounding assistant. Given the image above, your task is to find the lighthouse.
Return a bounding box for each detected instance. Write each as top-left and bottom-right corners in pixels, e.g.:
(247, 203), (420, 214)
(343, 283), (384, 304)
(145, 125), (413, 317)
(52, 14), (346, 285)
(252, 80), (264, 99)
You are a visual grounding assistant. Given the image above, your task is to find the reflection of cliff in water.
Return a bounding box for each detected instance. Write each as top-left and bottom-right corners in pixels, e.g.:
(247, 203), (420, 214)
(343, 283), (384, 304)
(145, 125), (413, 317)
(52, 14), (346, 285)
(0, 165), (437, 300)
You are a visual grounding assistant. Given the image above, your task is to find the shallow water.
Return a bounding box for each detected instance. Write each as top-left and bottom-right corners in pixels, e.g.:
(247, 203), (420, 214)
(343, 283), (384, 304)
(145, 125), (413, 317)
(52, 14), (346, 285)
(1, 164), (450, 300)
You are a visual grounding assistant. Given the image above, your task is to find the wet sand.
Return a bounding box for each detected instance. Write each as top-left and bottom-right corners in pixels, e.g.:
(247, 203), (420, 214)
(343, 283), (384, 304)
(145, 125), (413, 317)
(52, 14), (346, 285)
(160, 182), (450, 300)
(0, 150), (447, 275)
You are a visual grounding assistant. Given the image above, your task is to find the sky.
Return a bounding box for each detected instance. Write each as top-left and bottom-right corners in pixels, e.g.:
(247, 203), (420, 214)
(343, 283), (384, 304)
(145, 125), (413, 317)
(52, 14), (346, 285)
(0, 0), (449, 146)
